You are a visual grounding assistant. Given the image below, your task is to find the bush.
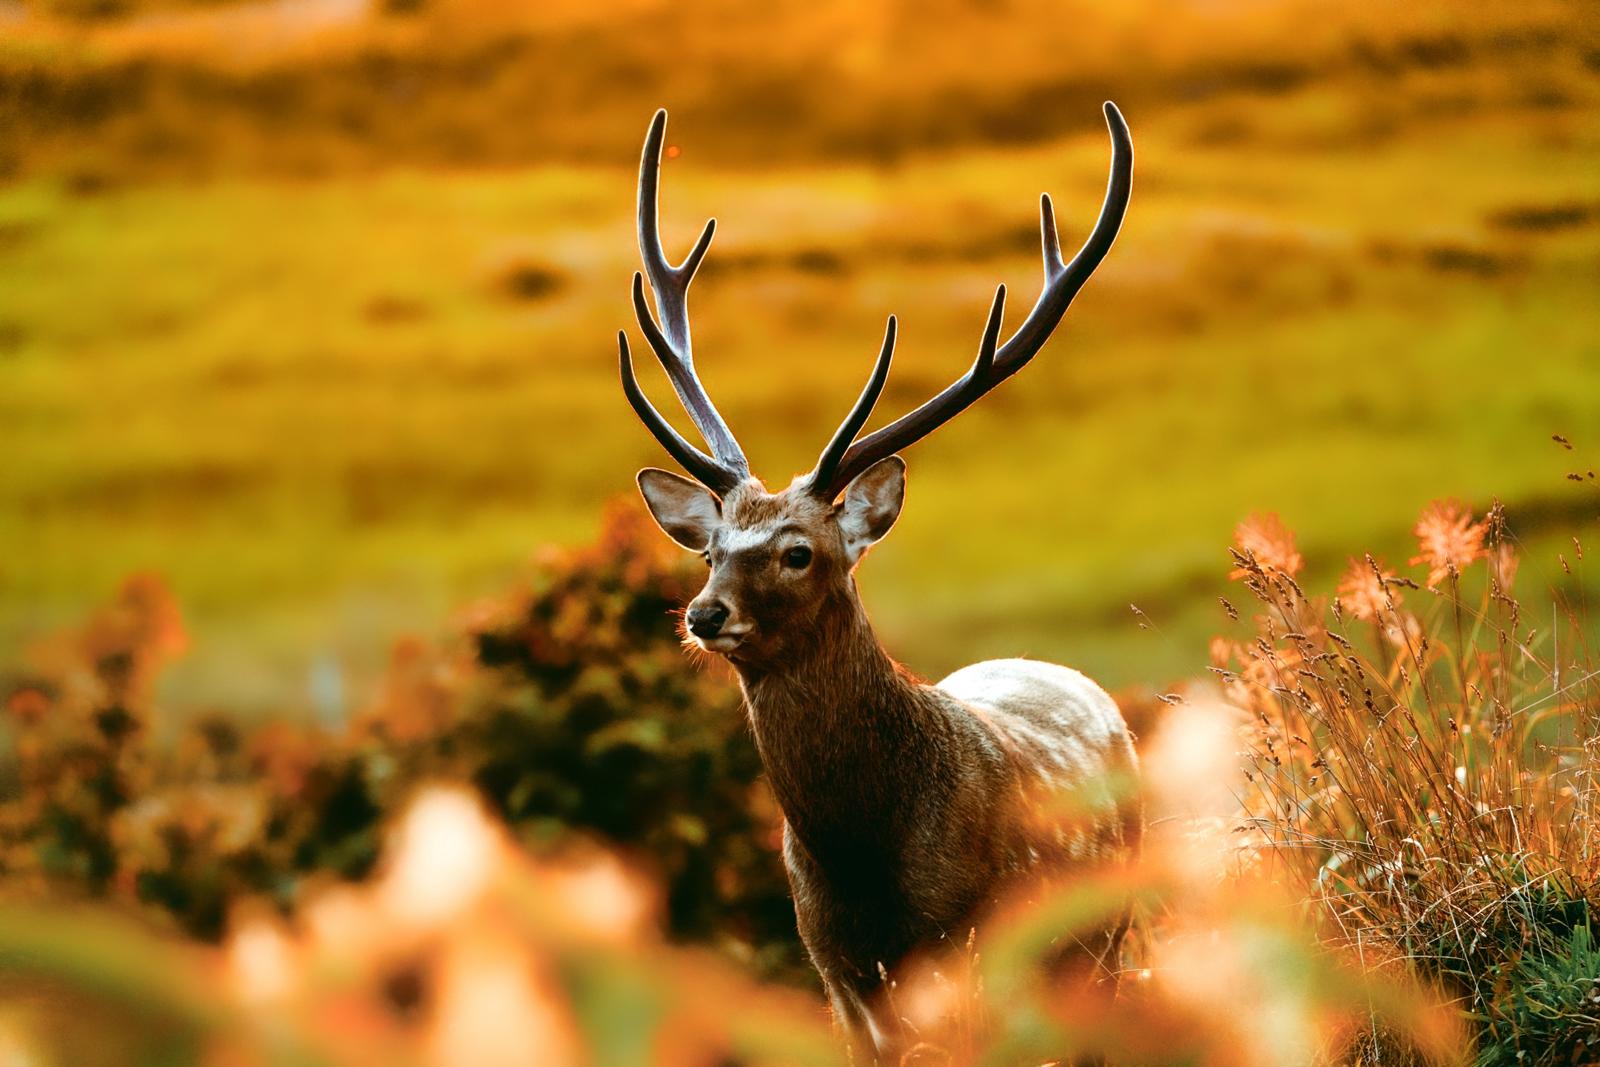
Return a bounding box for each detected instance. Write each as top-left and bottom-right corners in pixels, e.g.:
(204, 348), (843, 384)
(0, 501), (803, 981)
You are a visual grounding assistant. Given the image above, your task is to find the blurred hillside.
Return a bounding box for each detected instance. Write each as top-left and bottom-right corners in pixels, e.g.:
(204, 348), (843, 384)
(0, 0), (1598, 715)
(0, 0), (1595, 180)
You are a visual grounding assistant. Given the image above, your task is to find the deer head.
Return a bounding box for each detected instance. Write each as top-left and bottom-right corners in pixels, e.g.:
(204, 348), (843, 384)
(622, 107), (1133, 668)
(635, 457), (905, 668)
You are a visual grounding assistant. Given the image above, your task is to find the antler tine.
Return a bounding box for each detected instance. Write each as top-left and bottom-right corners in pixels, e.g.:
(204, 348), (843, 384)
(619, 332), (743, 495)
(809, 101), (1134, 502)
(807, 316), (897, 496)
(632, 108), (749, 489)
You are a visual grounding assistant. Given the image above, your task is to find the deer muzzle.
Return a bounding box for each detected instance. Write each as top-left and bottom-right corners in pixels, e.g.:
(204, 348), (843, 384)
(686, 601), (730, 638)
(686, 599), (752, 653)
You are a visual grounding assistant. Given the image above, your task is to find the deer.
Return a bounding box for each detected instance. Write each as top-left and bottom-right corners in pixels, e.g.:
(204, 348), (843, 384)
(617, 104), (1140, 1061)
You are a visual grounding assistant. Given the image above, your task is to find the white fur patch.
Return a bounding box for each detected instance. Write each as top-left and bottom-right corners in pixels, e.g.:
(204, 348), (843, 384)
(716, 525), (780, 553)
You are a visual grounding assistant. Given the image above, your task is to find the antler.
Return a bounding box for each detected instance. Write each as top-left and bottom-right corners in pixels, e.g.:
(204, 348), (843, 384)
(805, 101), (1134, 502)
(619, 109), (750, 496)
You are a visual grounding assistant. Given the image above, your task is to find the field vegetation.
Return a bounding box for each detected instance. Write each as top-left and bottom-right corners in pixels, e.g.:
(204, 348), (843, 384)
(2, 0), (1600, 1062)
(4, 492), (1596, 1063)
(1222, 500), (1600, 1063)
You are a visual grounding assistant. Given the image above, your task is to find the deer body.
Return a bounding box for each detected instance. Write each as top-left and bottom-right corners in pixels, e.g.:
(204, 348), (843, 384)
(615, 105), (1139, 1059)
(771, 653), (1138, 1048)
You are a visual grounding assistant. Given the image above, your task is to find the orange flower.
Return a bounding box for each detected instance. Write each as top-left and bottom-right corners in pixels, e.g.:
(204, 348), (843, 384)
(1409, 499), (1488, 588)
(1336, 556), (1400, 622)
(1230, 512), (1303, 579)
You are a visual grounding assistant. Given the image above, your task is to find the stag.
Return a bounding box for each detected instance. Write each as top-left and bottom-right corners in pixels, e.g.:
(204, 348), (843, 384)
(618, 105), (1139, 1060)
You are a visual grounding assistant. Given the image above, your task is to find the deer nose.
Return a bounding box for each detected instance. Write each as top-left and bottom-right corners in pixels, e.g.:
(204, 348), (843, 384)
(686, 601), (730, 638)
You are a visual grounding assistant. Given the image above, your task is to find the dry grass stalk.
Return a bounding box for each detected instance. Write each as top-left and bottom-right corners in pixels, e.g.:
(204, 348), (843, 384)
(1215, 505), (1599, 1057)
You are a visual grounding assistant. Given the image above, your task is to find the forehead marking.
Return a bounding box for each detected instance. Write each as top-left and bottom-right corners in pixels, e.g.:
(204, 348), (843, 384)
(717, 525), (781, 553)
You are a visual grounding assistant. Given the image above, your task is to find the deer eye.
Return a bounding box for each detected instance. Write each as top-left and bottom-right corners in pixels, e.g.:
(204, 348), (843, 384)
(783, 546), (812, 569)
(702, 552), (712, 568)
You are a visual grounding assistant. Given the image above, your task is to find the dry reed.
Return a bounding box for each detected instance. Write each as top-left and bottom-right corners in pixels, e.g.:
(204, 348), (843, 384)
(1217, 502), (1599, 1063)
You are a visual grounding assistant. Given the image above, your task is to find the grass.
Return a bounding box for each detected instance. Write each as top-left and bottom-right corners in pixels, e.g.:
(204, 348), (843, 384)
(2, 5), (1600, 1060)
(1, 4), (1599, 717)
(1220, 500), (1600, 1062)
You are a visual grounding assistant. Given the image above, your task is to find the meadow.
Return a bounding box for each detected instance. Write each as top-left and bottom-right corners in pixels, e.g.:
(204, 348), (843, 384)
(3, 0), (1598, 715)
(1, 1), (1600, 1061)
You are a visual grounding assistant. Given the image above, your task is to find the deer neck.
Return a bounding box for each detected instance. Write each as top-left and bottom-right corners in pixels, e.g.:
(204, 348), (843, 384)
(732, 583), (941, 861)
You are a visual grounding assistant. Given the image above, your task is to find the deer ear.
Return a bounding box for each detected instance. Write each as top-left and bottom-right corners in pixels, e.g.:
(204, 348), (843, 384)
(837, 456), (905, 562)
(638, 468), (722, 551)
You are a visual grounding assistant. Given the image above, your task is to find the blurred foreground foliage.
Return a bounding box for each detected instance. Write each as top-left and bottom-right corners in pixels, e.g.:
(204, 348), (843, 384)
(1218, 493), (1600, 1065)
(0, 779), (1466, 1067)
(0, 501), (806, 982)
(17, 487), (1600, 1063)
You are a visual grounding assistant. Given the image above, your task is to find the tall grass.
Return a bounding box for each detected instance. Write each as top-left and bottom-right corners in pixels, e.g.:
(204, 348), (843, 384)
(1216, 497), (1599, 1062)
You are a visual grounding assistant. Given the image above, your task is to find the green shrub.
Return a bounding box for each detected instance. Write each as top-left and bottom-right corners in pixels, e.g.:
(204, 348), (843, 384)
(0, 501), (803, 981)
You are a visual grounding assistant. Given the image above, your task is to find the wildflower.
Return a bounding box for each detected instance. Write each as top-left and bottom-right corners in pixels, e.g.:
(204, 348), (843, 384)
(1409, 499), (1488, 588)
(1336, 556), (1400, 622)
(1230, 512), (1303, 579)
